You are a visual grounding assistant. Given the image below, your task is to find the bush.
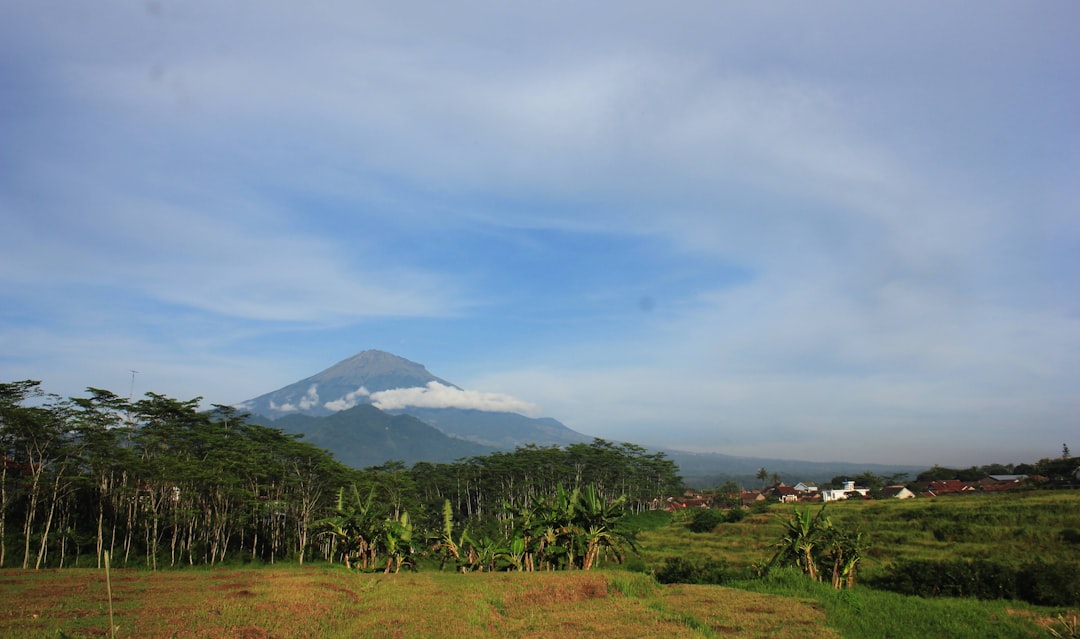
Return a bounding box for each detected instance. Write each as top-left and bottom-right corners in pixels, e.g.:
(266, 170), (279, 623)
(869, 558), (1080, 607)
(654, 557), (731, 585)
(687, 508), (726, 533)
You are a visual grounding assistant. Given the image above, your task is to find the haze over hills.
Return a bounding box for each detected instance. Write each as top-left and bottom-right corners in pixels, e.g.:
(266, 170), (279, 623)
(240, 350), (924, 484)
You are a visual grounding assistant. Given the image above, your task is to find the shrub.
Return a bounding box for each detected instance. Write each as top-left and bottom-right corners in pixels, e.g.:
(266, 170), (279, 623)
(869, 559), (1080, 607)
(654, 557), (731, 585)
(1060, 528), (1080, 544)
(687, 508), (726, 533)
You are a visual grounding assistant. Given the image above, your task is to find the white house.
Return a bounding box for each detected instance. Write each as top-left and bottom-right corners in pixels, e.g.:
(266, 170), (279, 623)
(821, 480), (870, 503)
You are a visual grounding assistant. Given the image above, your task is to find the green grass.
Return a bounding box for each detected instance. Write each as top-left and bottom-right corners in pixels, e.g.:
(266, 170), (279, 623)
(627, 491), (1080, 637)
(635, 491), (1080, 581)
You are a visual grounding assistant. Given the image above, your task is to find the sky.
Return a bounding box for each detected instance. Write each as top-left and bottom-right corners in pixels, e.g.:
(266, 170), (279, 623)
(1, 2), (1078, 467)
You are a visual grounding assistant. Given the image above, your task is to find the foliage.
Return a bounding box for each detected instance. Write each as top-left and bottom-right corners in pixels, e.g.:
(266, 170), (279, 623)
(687, 508), (725, 533)
(868, 558), (1080, 606)
(1, 379), (671, 572)
(653, 556), (731, 585)
(766, 506), (868, 589)
(1048, 611), (1080, 639)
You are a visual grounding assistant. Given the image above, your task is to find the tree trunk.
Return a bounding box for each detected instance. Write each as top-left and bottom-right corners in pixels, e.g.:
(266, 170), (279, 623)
(34, 471), (64, 569)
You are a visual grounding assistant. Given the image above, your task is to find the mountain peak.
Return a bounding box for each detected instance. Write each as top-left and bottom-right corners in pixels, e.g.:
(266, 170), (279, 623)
(240, 349), (457, 419)
(311, 350), (456, 387)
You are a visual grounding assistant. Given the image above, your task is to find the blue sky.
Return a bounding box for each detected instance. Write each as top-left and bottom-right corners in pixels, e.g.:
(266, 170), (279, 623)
(2, 2), (1077, 466)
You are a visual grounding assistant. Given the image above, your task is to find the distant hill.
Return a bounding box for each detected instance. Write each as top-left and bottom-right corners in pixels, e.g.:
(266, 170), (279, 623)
(663, 449), (926, 488)
(267, 404), (495, 468)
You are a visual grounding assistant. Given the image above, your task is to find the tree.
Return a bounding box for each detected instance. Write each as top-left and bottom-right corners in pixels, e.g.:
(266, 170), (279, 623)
(768, 507), (828, 581)
(756, 468), (768, 488)
(317, 484), (381, 570)
(767, 506), (867, 589)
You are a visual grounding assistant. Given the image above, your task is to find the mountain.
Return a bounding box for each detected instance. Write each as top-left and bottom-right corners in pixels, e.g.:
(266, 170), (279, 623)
(240, 350), (457, 419)
(268, 404), (495, 468)
(239, 349), (592, 450)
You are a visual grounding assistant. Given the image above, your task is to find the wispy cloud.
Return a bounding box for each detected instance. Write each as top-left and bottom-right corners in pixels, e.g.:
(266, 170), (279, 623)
(323, 386), (371, 412)
(370, 382), (540, 416)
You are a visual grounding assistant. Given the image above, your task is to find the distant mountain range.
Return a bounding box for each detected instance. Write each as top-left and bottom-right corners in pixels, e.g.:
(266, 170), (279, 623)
(239, 350), (924, 484)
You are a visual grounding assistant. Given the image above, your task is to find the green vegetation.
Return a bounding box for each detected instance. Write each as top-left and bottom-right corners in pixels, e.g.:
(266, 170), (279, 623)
(0, 380), (681, 572)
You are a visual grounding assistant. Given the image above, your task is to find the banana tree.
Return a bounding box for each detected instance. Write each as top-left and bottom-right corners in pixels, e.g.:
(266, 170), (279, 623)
(316, 484), (380, 570)
(499, 535), (527, 571)
(430, 499), (462, 571)
(767, 506), (830, 580)
(576, 484), (630, 571)
(381, 511), (414, 574)
(461, 531), (503, 572)
(822, 525), (867, 589)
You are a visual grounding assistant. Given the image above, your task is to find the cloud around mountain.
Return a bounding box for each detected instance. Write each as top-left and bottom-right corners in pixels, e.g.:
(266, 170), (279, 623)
(321, 381), (540, 416)
(270, 384), (321, 413)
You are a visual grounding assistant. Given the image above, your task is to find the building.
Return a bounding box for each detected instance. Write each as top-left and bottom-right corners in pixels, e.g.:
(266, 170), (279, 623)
(821, 480), (870, 503)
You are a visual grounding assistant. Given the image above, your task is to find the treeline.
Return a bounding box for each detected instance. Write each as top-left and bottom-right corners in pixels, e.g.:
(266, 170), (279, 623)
(0, 380), (681, 571)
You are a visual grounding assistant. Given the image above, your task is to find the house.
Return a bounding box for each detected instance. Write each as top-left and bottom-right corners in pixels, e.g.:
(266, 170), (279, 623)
(771, 485), (801, 504)
(792, 482), (819, 494)
(821, 480), (870, 503)
(740, 490), (765, 508)
(665, 493), (712, 511)
(979, 475), (1029, 492)
(922, 479), (977, 496)
(881, 485), (915, 499)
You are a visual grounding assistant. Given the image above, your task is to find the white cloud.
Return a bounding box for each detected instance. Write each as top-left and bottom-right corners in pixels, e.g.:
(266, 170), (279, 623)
(324, 386), (371, 412)
(270, 384), (320, 413)
(370, 381), (540, 416)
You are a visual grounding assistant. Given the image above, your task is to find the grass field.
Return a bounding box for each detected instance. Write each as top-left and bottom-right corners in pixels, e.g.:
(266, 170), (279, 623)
(635, 490), (1080, 582)
(0, 566), (843, 639)
(2, 491), (1078, 638)
(0, 563), (1073, 639)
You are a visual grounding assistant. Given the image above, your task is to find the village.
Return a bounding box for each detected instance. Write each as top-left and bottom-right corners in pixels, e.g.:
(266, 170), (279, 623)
(667, 473), (1053, 512)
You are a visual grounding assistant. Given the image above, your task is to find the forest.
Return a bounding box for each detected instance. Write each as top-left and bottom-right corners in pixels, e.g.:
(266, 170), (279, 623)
(0, 380), (682, 572)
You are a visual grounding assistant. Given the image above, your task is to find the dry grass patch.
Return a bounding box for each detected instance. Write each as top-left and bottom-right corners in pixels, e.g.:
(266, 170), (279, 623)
(660, 584), (840, 639)
(0, 566), (856, 638)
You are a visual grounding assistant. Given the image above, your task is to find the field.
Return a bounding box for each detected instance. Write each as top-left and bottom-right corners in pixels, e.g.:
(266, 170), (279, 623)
(1, 566), (842, 639)
(1, 491), (1077, 638)
(635, 490), (1080, 582)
